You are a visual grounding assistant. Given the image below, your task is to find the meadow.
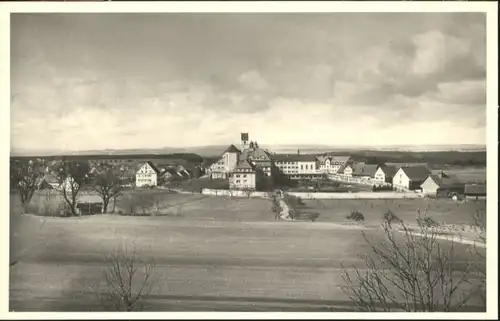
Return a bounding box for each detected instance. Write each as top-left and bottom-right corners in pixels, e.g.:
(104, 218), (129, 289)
(9, 190), (487, 312)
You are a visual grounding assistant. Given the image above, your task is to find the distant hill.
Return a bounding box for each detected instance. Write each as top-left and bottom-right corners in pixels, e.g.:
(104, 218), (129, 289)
(10, 144), (487, 158)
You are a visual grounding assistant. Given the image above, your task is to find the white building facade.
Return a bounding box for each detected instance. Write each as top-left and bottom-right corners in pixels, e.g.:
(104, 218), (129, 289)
(135, 161), (160, 187)
(229, 160), (258, 190)
(209, 144), (241, 179)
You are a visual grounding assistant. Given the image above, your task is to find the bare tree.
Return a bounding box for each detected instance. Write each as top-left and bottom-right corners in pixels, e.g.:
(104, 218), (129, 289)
(95, 244), (159, 311)
(472, 209), (486, 305)
(340, 211), (485, 312)
(91, 165), (122, 213)
(55, 160), (91, 216)
(10, 158), (46, 209)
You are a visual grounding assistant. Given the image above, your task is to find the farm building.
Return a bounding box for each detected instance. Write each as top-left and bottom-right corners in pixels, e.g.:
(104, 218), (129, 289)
(420, 172), (464, 198)
(392, 166), (431, 191)
(464, 183), (487, 200)
(135, 161), (161, 187)
(352, 164), (379, 180)
(374, 165), (398, 184)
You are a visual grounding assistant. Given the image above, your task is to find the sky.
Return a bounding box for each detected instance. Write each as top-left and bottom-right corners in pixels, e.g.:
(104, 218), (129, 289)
(10, 13), (487, 152)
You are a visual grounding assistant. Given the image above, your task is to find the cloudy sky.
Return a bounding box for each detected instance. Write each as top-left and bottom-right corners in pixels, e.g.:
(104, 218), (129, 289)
(11, 13), (486, 152)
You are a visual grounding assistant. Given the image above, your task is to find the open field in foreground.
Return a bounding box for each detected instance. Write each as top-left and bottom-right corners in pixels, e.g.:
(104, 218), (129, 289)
(10, 191), (487, 312)
(16, 188), (486, 226)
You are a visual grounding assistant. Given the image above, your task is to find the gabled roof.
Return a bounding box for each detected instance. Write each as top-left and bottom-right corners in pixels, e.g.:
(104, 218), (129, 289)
(330, 156), (351, 163)
(317, 156), (329, 163)
(233, 159), (256, 172)
(145, 161), (160, 174)
(464, 184), (486, 195)
(399, 166), (431, 181)
(272, 153), (318, 162)
(242, 147), (272, 161)
(222, 144), (241, 154)
(426, 174), (464, 188)
(337, 163), (353, 174)
(352, 164), (379, 177)
(377, 165), (398, 178)
(162, 167), (179, 176)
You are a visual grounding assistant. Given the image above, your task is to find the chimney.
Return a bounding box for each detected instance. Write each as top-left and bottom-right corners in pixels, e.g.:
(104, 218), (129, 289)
(297, 148), (300, 155)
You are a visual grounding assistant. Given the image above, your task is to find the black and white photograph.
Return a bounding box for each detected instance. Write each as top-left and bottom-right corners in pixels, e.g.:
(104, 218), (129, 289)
(1, 1), (498, 318)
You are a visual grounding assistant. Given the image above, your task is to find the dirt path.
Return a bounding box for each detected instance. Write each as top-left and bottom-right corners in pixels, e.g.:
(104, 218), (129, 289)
(278, 199), (293, 220)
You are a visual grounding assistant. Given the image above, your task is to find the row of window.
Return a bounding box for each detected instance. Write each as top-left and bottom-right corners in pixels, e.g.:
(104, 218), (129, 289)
(137, 173), (153, 178)
(276, 161), (299, 165)
(235, 174), (248, 178)
(137, 178), (154, 183)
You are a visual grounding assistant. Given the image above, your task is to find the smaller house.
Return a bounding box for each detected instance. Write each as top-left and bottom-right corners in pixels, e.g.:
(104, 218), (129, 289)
(393, 166), (431, 191)
(420, 172), (464, 198)
(337, 163), (354, 177)
(374, 165), (398, 184)
(352, 164), (379, 180)
(464, 184), (486, 200)
(37, 173), (59, 190)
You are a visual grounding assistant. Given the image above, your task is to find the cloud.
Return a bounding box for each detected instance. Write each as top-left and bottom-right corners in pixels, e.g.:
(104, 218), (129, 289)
(411, 30), (472, 76)
(9, 13), (487, 151)
(238, 70), (269, 91)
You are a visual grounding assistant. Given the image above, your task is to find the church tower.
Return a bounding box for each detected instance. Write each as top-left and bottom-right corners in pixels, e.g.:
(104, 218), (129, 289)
(241, 132), (249, 150)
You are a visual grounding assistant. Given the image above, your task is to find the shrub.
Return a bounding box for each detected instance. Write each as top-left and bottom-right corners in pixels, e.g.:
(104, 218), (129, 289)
(417, 215), (439, 228)
(347, 209), (365, 222)
(383, 210), (401, 226)
(341, 216), (484, 312)
(25, 191), (64, 217)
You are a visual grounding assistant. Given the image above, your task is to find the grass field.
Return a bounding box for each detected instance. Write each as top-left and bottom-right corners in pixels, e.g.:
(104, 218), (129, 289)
(9, 191), (487, 312)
